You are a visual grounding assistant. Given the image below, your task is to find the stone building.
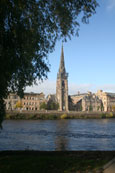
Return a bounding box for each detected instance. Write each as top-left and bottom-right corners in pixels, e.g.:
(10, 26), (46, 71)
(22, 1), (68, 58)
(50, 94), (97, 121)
(5, 92), (45, 111)
(69, 93), (87, 111)
(5, 93), (20, 111)
(96, 90), (115, 111)
(47, 94), (56, 103)
(22, 92), (45, 111)
(70, 92), (102, 111)
(70, 92), (87, 104)
(56, 45), (68, 111)
(81, 92), (102, 111)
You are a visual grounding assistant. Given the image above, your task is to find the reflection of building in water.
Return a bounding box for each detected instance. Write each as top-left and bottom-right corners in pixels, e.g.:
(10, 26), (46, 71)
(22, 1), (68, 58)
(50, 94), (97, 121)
(55, 120), (69, 151)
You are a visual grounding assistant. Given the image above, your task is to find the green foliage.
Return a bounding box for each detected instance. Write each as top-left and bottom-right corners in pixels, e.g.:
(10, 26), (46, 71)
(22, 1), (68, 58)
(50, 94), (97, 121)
(40, 100), (59, 110)
(97, 106), (100, 111)
(101, 113), (106, 119)
(101, 104), (104, 111)
(112, 105), (115, 112)
(0, 0), (98, 125)
(89, 105), (93, 111)
(40, 102), (47, 110)
(47, 101), (59, 110)
(101, 112), (114, 118)
(60, 114), (68, 119)
(15, 101), (22, 109)
(0, 98), (5, 128)
(38, 114), (58, 120)
(106, 112), (113, 118)
(79, 105), (82, 111)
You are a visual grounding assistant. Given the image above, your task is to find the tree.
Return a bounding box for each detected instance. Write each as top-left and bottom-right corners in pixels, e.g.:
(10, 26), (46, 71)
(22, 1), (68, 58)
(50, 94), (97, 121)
(47, 101), (59, 110)
(40, 102), (47, 110)
(15, 101), (22, 109)
(112, 105), (115, 112)
(0, 0), (98, 126)
(89, 105), (93, 111)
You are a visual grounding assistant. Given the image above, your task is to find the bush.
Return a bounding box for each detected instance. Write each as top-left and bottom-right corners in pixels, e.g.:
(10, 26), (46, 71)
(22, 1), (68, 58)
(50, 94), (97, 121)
(6, 114), (11, 119)
(47, 101), (59, 110)
(101, 112), (114, 118)
(106, 112), (113, 118)
(101, 113), (106, 118)
(60, 114), (68, 119)
(40, 102), (47, 110)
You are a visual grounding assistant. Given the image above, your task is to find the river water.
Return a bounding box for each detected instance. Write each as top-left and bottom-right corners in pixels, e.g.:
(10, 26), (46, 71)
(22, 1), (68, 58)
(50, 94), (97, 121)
(0, 119), (115, 151)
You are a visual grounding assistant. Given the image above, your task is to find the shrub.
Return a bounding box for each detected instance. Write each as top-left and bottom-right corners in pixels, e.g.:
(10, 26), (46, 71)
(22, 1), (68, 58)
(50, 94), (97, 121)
(40, 102), (47, 110)
(112, 105), (115, 112)
(101, 113), (106, 118)
(106, 112), (113, 118)
(6, 114), (11, 119)
(47, 101), (59, 110)
(60, 114), (68, 119)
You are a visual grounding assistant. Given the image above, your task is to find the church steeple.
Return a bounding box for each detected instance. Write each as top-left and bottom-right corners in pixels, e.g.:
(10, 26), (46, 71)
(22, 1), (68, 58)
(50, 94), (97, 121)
(56, 44), (68, 111)
(59, 44), (66, 74)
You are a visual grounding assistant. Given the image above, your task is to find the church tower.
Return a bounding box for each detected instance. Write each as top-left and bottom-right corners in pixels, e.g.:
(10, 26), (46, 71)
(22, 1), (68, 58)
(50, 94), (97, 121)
(56, 44), (68, 111)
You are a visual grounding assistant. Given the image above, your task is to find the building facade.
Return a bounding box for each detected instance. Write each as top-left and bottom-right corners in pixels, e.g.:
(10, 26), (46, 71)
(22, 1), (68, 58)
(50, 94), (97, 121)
(81, 93), (102, 111)
(56, 45), (68, 111)
(96, 90), (115, 112)
(70, 92), (102, 112)
(5, 92), (45, 111)
(5, 93), (20, 111)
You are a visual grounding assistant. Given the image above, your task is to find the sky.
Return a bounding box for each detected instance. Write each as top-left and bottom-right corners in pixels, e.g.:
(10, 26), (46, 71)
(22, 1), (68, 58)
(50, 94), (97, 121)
(26, 0), (115, 96)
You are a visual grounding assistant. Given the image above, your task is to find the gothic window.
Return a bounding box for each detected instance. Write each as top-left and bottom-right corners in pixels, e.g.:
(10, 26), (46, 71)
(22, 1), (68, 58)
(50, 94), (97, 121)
(62, 80), (65, 87)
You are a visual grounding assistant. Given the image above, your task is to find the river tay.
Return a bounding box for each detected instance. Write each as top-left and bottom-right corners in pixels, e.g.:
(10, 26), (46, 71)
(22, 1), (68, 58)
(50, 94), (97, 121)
(0, 119), (115, 151)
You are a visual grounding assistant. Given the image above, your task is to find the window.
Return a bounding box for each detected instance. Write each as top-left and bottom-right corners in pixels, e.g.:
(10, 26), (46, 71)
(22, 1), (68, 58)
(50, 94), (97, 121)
(62, 81), (65, 87)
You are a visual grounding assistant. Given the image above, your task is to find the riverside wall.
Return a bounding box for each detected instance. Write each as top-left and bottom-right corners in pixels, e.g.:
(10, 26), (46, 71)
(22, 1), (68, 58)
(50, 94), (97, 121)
(5, 110), (115, 119)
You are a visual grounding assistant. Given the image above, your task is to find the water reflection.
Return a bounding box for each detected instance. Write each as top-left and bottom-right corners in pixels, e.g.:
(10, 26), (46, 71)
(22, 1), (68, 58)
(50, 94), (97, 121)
(55, 120), (69, 151)
(0, 119), (115, 151)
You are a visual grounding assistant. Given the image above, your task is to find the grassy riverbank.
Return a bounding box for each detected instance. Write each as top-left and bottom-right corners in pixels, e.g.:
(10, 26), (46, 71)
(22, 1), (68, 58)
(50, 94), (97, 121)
(0, 151), (115, 173)
(5, 111), (115, 120)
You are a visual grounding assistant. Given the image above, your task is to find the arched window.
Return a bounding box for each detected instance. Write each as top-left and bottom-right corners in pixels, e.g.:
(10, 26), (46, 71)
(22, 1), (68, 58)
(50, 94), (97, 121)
(62, 80), (65, 87)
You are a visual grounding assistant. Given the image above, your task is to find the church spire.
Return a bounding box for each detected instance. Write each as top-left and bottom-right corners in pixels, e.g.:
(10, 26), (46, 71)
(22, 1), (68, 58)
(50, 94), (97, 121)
(56, 43), (68, 111)
(59, 43), (66, 74)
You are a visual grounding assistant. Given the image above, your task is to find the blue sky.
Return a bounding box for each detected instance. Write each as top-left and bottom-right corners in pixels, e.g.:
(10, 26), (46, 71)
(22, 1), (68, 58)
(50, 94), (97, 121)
(26, 0), (115, 95)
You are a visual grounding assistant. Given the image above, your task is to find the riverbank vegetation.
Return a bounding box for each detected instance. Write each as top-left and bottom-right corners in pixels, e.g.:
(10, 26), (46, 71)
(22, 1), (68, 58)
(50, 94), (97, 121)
(0, 151), (114, 173)
(5, 112), (115, 120)
(40, 101), (59, 111)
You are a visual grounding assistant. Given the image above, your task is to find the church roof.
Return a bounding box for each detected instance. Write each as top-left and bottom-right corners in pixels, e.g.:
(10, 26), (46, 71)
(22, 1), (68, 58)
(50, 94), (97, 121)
(105, 92), (115, 97)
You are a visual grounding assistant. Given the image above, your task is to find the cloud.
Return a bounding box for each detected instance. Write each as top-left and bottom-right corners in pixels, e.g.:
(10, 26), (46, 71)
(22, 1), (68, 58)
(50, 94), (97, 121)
(68, 83), (93, 95)
(96, 84), (115, 93)
(26, 80), (56, 96)
(107, 0), (115, 10)
(25, 80), (115, 96)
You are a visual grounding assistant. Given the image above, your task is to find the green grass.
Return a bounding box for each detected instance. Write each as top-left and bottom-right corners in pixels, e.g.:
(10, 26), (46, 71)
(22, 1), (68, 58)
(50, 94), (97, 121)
(0, 151), (115, 173)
